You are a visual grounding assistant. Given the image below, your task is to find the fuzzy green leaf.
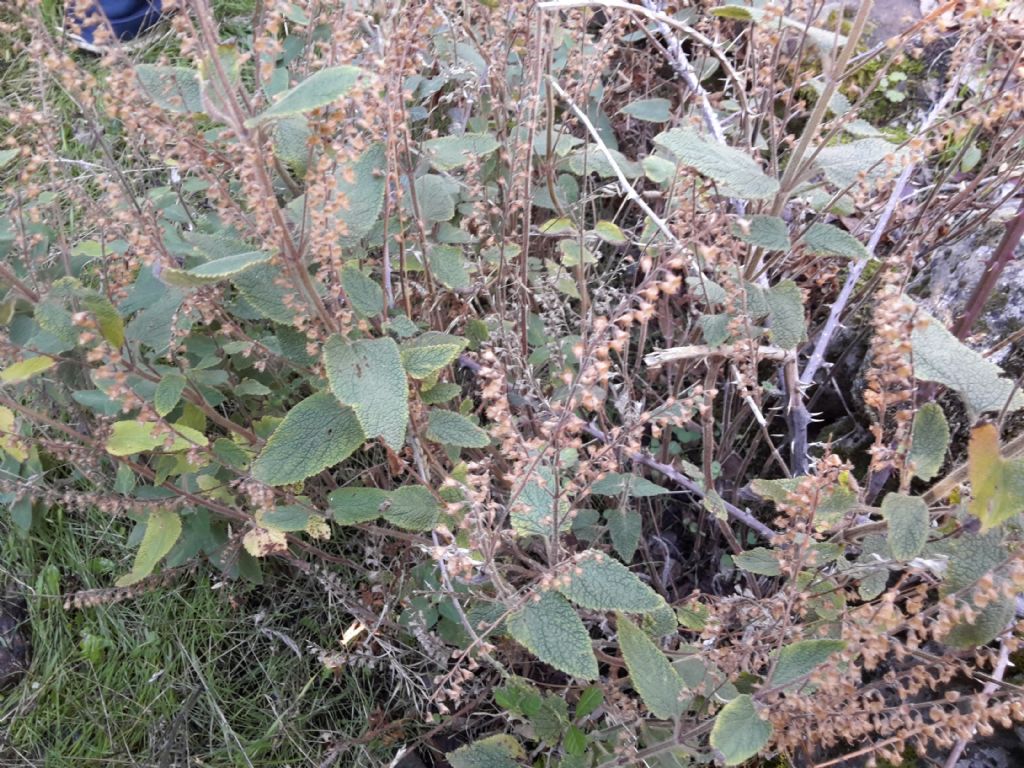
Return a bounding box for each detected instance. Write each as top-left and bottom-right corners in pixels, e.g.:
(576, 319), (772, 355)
(507, 591), (598, 680)
(80, 293), (125, 347)
(620, 97), (672, 123)
(1, 356), (56, 384)
(163, 250), (272, 288)
(422, 132), (500, 171)
(802, 223), (869, 260)
(412, 175), (456, 222)
(735, 215), (791, 251)
(154, 373), (187, 417)
(335, 144), (387, 246)
(590, 473), (669, 497)
(116, 509), (182, 586)
(617, 613), (686, 718)
(233, 264), (302, 325)
(882, 492), (929, 561)
(911, 309), (1024, 415)
(324, 335), (409, 450)
(246, 66), (362, 126)
(510, 466), (571, 537)
(733, 547), (782, 576)
(106, 421), (207, 456)
(813, 138), (898, 189)
(447, 734), (524, 768)
(908, 403), (949, 481)
(710, 694), (773, 766)
(421, 382), (462, 404)
(340, 265), (384, 317)
(940, 528), (1014, 648)
(771, 639), (845, 690)
(766, 280), (806, 350)
(328, 486), (388, 525)
(251, 392), (364, 486)
(557, 550), (664, 613)
(654, 127), (779, 200)
(135, 65), (202, 113)
(400, 332), (468, 380)
(428, 245), (471, 290)
(605, 507), (642, 562)
(426, 409), (489, 448)
(384, 485), (441, 531)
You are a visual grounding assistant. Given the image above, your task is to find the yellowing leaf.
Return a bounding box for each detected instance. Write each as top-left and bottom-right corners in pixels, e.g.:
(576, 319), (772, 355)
(1, 356), (56, 384)
(0, 406), (26, 461)
(116, 509), (182, 586)
(106, 421), (208, 456)
(242, 526), (289, 557)
(968, 423), (1024, 530)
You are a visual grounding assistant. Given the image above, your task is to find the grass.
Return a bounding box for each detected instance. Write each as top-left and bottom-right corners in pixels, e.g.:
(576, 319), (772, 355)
(0, 507), (407, 767)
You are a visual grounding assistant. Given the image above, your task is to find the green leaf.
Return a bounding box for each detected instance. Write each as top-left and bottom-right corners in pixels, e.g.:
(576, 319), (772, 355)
(426, 409), (489, 448)
(154, 373), (187, 417)
(261, 505), (312, 532)
(911, 308), (1024, 415)
(882, 492), (929, 561)
(593, 220), (627, 245)
(400, 332), (468, 380)
(643, 154), (677, 184)
(766, 280), (806, 350)
(908, 403), (949, 481)
(620, 97), (672, 123)
(384, 485), (441, 531)
(272, 116), (312, 174)
(511, 465), (572, 537)
(590, 472), (669, 497)
(710, 694), (773, 766)
(605, 507), (642, 562)
(802, 223), (869, 260)
(733, 547), (781, 576)
(1, 356), (56, 384)
(412, 175), (456, 222)
(576, 686), (603, 719)
(813, 138), (898, 189)
(939, 527), (1014, 648)
(422, 132), (500, 171)
(116, 509), (182, 586)
(80, 293), (125, 347)
(334, 144), (387, 246)
(771, 639), (845, 690)
(735, 215), (791, 251)
(967, 423), (1024, 530)
(447, 734), (524, 768)
(163, 250), (271, 288)
(507, 591), (598, 680)
(421, 381), (462, 404)
(341, 265), (383, 317)
(557, 550), (664, 613)
(617, 613), (686, 718)
(232, 264), (302, 324)
(654, 127), (779, 200)
(246, 66), (362, 126)
(135, 65), (202, 113)
(251, 392), (364, 486)
(0, 148), (19, 169)
(328, 486), (388, 525)
(324, 335), (409, 450)
(106, 421), (207, 456)
(428, 245), (471, 290)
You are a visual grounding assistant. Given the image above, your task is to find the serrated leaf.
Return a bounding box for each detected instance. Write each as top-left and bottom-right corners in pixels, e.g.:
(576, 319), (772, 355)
(507, 591), (598, 680)
(617, 613), (686, 719)
(340, 265), (383, 317)
(135, 65), (202, 113)
(163, 250), (271, 288)
(620, 97), (672, 123)
(766, 280), (805, 349)
(882, 492), (930, 560)
(384, 485), (440, 531)
(447, 734), (524, 768)
(328, 486), (388, 525)
(939, 527), (1014, 648)
(908, 403), (949, 481)
(733, 547), (781, 576)
(272, 115), (312, 174)
(911, 309), (1024, 415)
(324, 335), (408, 450)
(591, 472), (669, 497)
(700, 313), (732, 346)
(802, 223), (869, 260)
(710, 694), (773, 766)
(735, 215), (791, 251)
(413, 174), (456, 222)
(400, 332), (468, 380)
(771, 639), (845, 690)
(421, 381), (462, 404)
(233, 264), (302, 324)
(426, 409), (489, 448)
(116, 509), (182, 586)
(422, 132), (500, 171)
(246, 66), (362, 126)
(967, 423), (1024, 530)
(106, 421), (207, 456)
(654, 127), (779, 200)
(557, 550), (664, 613)
(251, 391), (364, 485)
(1, 356), (56, 384)
(813, 138), (899, 189)
(154, 373), (187, 417)
(334, 144), (387, 246)
(511, 465), (571, 537)
(428, 245), (471, 290)
(605, 507), (642, 562)
(80, 293), (125, 347)
(576, 686), (603, 719)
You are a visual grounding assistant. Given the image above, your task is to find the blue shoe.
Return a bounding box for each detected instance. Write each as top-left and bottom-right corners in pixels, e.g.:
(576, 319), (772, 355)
(66, 0), (164, 52)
